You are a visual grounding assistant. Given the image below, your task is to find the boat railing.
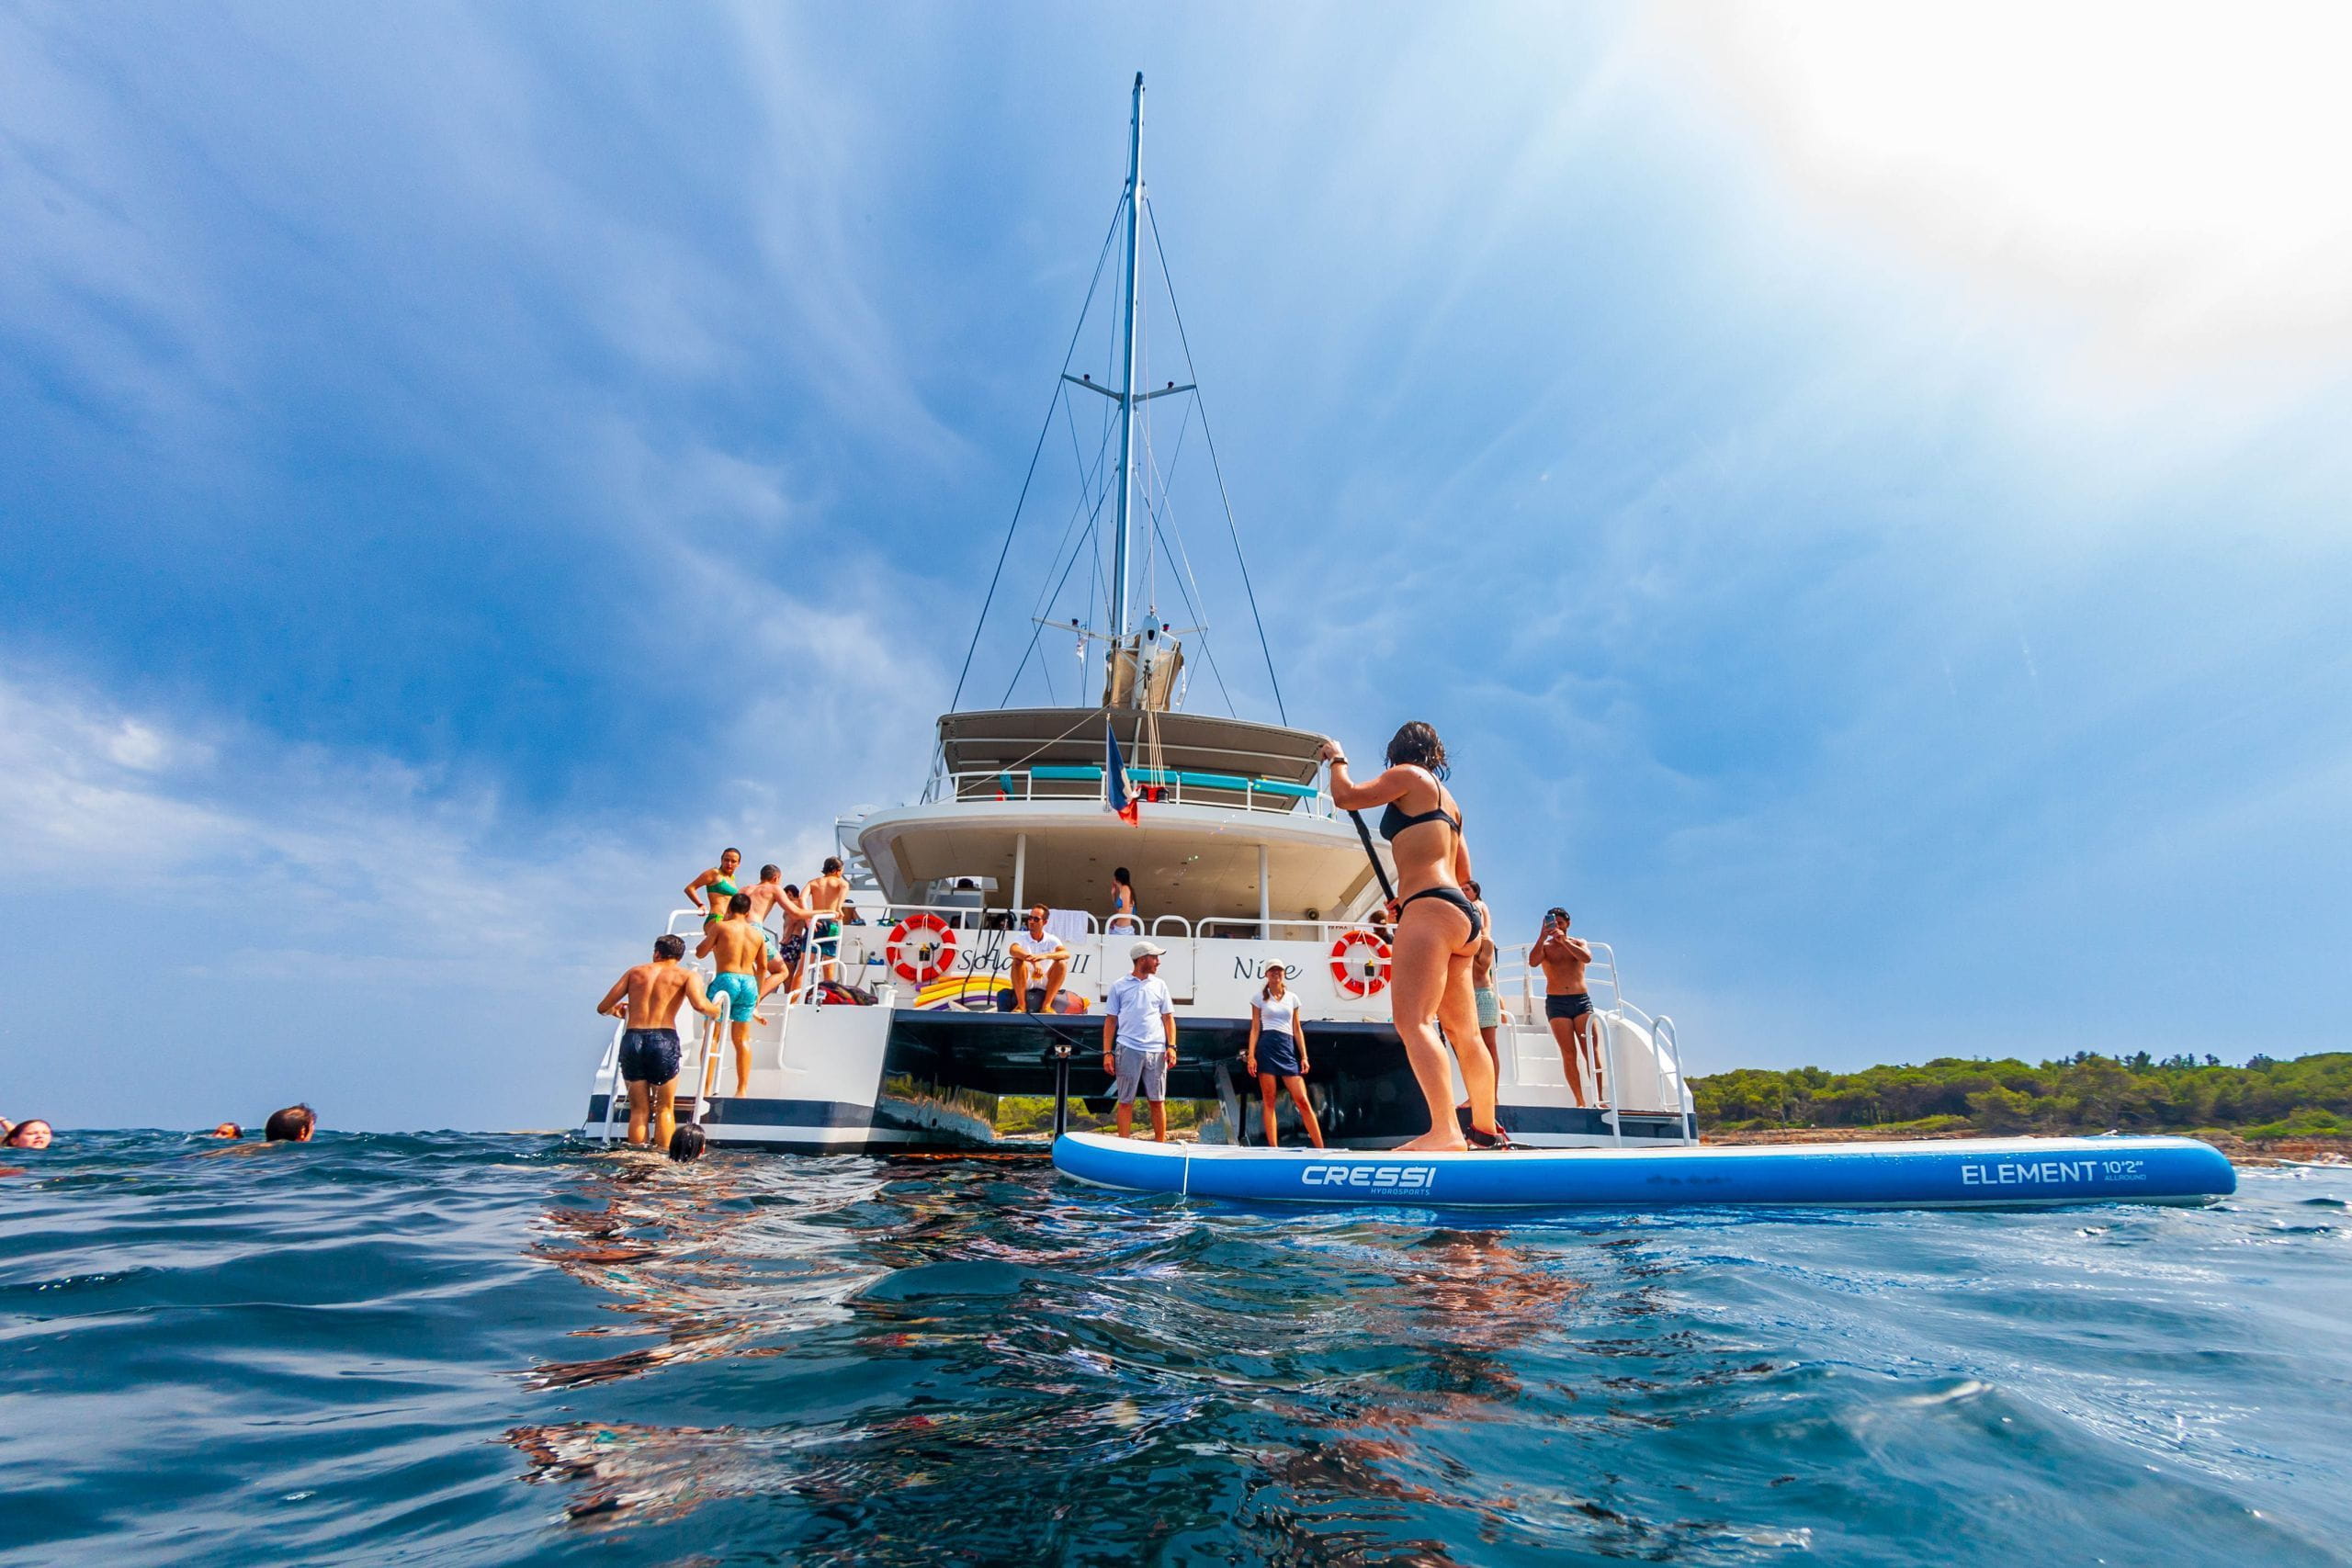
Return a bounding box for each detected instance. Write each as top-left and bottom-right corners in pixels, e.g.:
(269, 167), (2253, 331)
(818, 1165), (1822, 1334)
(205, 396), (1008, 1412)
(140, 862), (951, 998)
(1652, 1015), (1690, 1132)
(594, 1015), (628, 1143)
(1492, 935), (1697, 1127)
(920, 765), (1332, 818)
(684, 999), (727, 1120)
(794, 904), (1402, 949)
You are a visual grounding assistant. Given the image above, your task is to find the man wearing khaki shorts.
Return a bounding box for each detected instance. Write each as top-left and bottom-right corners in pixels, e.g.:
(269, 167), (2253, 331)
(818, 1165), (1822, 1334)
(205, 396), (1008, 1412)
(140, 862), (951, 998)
(1102, 940), (1178, 1140)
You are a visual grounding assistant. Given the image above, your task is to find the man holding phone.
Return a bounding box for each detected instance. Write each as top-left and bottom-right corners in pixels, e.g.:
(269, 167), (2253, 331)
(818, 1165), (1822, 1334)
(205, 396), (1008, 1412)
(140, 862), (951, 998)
(1531, 908), (1597, 1105)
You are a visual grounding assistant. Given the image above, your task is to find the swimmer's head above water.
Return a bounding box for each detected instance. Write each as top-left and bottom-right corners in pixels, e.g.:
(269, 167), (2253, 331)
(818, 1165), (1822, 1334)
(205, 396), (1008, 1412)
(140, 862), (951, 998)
(265, 1105), (315, 1143)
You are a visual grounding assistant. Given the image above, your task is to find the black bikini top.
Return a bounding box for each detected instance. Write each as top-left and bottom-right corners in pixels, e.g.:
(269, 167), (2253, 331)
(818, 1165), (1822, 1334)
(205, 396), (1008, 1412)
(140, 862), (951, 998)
(1378, 799), (1462, 842)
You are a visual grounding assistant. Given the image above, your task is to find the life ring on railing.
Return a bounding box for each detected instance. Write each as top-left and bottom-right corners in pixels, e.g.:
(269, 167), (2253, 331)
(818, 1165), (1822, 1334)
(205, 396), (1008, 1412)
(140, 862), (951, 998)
(888, 912), (957, 985)
(1330, 929), (1392, 998)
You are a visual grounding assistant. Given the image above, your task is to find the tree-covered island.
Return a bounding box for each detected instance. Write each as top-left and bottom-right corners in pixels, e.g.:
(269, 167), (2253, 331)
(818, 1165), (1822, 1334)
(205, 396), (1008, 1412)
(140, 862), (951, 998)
(1693, 1052), (2351, 1141)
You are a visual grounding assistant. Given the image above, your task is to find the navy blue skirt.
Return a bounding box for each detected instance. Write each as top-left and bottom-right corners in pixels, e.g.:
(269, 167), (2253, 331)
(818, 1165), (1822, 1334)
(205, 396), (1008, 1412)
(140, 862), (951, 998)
(1252, 1030), (1300, 1078)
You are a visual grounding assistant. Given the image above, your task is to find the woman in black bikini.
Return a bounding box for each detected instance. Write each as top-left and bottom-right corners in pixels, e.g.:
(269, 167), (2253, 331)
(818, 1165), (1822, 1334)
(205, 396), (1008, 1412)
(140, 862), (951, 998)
(1319, 721), (1504, 1152)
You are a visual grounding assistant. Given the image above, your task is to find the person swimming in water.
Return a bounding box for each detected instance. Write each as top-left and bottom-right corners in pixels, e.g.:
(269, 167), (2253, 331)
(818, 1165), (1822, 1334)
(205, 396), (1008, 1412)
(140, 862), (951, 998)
(685, 849), (744, 928)
(263, 1106), (315, 1143)
(1320, 722), (1505, 1152)
(4, 1119), (53, 1150)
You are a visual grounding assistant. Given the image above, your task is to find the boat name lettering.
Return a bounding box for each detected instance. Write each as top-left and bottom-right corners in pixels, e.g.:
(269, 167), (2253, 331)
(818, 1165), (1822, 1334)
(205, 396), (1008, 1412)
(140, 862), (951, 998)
(1957, 1158), (2133, 1186)
(945, 948), (1090, 976)
(1299, 1164), (1435, 1191)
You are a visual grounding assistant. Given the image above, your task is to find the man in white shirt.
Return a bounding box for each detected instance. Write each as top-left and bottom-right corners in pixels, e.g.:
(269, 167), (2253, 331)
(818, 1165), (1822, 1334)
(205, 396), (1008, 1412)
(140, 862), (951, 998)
(1102, 940), (1178, 1139)
(1007, 905), (1070, 1013)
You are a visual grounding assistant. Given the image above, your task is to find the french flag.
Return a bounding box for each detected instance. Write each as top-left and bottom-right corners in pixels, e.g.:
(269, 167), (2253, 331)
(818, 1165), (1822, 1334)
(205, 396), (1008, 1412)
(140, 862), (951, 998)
(1104, 718), (1139, 824)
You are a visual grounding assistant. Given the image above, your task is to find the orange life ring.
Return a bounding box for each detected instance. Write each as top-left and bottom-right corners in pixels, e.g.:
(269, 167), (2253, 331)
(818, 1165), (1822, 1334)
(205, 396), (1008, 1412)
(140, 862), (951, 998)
(888, 912), (957, 985)
(1329, 929), (1391, 998)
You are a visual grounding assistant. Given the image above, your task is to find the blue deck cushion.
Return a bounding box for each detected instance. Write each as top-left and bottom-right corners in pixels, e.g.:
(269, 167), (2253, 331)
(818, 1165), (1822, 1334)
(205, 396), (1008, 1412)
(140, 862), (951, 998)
(1249, 779), (1318, 799)
(1029, 765), (1104, 782)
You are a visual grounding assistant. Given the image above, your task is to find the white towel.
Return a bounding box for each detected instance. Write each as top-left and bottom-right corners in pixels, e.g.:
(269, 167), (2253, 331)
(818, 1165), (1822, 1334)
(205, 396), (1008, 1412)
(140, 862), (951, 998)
(1046, 908), (1092, 946)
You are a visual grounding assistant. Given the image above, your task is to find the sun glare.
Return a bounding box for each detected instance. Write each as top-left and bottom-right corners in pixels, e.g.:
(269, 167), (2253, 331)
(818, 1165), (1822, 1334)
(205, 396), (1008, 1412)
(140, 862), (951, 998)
(1674, 0), (2352, 376)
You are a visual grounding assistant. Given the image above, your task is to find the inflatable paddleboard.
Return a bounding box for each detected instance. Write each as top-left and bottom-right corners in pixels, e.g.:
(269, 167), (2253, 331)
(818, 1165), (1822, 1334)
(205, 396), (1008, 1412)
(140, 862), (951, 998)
(1053, 1131), (2235, 1211)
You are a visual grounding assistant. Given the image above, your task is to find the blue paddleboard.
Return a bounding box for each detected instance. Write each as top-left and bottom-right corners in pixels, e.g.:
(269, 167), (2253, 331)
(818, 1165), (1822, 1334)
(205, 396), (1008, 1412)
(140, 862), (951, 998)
(1052, 1131), (2234, 1211)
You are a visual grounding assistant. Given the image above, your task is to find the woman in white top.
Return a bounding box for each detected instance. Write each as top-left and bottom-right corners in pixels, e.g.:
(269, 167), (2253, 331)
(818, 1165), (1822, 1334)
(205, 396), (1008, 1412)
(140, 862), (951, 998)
(1107, 866), (1140, 934)
(1245, 964), (1325, 1148)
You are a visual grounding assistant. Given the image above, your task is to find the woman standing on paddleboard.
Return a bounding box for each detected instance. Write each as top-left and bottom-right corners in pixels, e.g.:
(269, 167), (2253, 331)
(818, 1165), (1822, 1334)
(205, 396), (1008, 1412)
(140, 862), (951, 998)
(1319, 723), (1506, 1151)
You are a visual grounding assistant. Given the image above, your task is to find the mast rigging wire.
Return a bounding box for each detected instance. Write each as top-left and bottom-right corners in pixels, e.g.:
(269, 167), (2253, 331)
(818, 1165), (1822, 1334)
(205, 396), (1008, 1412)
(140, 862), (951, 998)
(1001, 411), (1121, 705)
(947, 198), (1125, 713)
(1143, 197), (1289, 725)
(1137, 399), (1238, 716)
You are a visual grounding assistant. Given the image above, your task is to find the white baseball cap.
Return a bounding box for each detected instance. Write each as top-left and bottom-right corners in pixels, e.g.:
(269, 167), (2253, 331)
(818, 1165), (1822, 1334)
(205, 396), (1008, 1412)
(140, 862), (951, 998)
(1128, 940), (1167, 960)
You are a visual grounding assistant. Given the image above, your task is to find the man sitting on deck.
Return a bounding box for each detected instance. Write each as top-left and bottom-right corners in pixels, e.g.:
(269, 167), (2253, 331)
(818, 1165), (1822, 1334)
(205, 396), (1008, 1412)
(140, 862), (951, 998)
(1007, 905), (1070, 1013)
(1531, 908), (1597, 1106)
(596, 933), (722, 1149)
(1102, 941), (1178, 1141)
(695, 893), (768, 1094)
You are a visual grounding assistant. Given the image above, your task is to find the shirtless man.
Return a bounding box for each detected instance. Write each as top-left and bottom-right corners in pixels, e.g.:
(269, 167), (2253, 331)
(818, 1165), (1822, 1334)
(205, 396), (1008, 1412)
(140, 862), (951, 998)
(767, 884), (812, 1002)
(1465, 879), (1501, 1072)
(596, 933), (721, 1148)
(1007, 905), (1070, 1012)
(806, 856), (850, 983)
(1531, 907), (1596, 1105)
(744, 863), (789, 928)
(695, 893), (767, 1094)
(744, 863), (794, 972)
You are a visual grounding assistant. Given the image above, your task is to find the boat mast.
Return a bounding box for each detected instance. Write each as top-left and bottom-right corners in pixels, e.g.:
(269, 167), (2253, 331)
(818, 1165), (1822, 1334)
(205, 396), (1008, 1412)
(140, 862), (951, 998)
(1110, 72), (1145, 656)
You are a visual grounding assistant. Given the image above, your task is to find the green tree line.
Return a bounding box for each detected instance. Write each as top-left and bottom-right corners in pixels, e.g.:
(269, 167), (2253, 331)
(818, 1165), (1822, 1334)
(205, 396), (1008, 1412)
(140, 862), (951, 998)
(1693, 1052), (2352, 1140)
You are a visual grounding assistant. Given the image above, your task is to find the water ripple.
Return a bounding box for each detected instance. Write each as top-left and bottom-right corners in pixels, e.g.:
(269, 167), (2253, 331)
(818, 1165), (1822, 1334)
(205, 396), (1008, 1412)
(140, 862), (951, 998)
(1, 1134), (2346, 1565)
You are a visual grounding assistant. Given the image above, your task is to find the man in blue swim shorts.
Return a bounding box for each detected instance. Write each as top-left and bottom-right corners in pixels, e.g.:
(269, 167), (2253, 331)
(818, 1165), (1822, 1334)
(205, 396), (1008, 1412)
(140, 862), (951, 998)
(695, 893), (769, 1096)
(596, 933), (721, 1148)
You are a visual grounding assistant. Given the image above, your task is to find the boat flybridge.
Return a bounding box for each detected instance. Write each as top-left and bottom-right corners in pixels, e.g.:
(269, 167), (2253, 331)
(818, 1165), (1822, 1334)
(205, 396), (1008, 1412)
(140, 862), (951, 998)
(582, 75), (1696, 1153)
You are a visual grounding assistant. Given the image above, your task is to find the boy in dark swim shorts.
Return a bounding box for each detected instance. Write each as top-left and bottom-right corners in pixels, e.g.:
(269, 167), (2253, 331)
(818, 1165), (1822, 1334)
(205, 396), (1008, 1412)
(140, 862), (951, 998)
(1531, 908), (1597, 1105)
(618, 1028), (683, 1088)
(597, 933), (722, 1148)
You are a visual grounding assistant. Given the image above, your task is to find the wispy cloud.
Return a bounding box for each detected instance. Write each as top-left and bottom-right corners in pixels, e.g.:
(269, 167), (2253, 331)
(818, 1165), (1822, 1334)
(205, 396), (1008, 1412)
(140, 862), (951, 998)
(3, 4), (2348, 1125)
(0, 666), (674, 1124)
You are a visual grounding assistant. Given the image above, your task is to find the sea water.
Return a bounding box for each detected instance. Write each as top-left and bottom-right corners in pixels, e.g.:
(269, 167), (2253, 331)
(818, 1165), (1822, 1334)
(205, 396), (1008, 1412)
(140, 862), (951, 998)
(2, 1133), (2346, 1566)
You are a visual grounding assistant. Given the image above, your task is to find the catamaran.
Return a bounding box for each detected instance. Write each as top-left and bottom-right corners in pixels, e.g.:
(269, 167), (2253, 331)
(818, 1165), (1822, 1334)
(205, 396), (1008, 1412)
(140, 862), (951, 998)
(580, 74), (1697, 1155)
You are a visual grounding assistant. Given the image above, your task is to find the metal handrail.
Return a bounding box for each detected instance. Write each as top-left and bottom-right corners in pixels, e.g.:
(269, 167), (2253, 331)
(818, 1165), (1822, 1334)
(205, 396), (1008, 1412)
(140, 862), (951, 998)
(595, 1015), (628, 1144)
(923, 766), (1331, 818)
(684, 1001), (728, 1121)
(1652, 1015), (1691, 1142)
(811, 906), (1408, 947)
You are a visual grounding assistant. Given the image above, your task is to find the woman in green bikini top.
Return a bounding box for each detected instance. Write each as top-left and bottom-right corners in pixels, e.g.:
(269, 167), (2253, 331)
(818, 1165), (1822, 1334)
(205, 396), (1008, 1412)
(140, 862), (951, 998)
(686, 848), (744, 926)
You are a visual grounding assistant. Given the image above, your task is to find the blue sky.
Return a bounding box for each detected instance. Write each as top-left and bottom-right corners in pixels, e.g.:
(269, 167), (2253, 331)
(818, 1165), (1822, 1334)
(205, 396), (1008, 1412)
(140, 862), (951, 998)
(5, 2), (2348, 1130)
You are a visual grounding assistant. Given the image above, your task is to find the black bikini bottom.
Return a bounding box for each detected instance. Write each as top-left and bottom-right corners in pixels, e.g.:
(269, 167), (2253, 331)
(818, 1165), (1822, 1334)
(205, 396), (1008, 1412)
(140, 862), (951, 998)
(1397, 886), (1484, 943)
